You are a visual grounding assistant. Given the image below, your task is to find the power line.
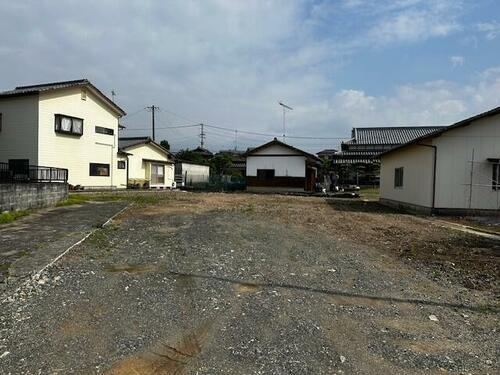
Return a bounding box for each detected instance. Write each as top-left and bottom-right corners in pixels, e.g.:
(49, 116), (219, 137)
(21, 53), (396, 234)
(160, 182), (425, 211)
(122, 107), (146, 119)
(120, 123), (201, 131)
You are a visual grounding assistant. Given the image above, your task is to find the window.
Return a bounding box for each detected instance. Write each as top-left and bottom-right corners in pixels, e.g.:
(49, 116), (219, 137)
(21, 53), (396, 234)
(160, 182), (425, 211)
(117, 160), (126, 169)
(55, 114), (83, 136)
(394, 167), (404, 188)
(89, 163), (110, 176)
(95, 126), (114, 135)
(493, 164), (499, 191)
(151, 164), (164, 185)
(257, 169), (275, 180)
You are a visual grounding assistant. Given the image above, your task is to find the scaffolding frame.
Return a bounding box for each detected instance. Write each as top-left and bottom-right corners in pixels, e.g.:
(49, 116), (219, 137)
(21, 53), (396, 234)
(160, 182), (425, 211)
(462, 148), (500, 212)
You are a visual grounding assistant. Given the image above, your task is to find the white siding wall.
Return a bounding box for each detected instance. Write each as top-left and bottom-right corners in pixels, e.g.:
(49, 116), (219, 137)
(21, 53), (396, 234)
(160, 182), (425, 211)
(246, 143), (306, 177)
(38, 88), (124, 187)
(125, 143), (174, 187)
(116, 154), (128, 189)
(246, 156), (306, 177)
(433, 115), (500, 210)
(0, 95), (39, 164)
(380, 144), (435, 208)
(381, 114), (500, 211)
(251, 144), (300, 155)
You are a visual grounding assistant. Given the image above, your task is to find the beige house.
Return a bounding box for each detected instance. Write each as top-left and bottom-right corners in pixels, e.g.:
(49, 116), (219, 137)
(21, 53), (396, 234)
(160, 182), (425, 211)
(246, 138), (320, 192)
(0, 79), (127, 188)
(119, 137), (175, 188)
(379, 106), (500, 215)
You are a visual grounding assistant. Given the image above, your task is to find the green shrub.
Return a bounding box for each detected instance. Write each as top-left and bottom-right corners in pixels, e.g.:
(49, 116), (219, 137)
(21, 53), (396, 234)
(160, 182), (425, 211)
(0, 210), (30, 224)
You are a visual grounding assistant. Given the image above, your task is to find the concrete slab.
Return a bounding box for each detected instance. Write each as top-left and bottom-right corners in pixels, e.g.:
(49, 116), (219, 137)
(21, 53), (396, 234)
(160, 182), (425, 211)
(0, 201), (128, 292)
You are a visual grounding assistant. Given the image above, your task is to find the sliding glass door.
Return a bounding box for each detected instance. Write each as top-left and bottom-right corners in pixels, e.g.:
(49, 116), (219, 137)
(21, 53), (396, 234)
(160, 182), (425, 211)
(151, 164), (165, 186)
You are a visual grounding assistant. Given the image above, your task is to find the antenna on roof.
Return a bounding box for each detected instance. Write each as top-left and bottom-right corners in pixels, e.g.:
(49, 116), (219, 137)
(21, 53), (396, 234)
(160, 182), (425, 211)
(279, 102), (293, 142)
(111, 90), (116, 102)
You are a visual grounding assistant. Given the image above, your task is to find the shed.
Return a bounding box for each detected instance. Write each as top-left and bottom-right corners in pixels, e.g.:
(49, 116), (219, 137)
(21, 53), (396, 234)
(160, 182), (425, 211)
(379, 106), (500, 215)
(245, 138), (320, 192)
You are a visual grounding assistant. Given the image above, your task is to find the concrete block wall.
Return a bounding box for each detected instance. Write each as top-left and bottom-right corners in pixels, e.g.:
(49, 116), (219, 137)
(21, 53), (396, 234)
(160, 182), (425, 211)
(0, 183), (68, 212)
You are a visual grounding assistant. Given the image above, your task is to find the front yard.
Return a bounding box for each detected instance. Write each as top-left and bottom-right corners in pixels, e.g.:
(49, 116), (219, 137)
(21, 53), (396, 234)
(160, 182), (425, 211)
(1, 191), (498, 374)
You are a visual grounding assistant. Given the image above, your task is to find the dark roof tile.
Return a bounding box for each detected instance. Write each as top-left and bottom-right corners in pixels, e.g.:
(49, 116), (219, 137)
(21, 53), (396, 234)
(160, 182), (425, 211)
(349, 126), (446, 145)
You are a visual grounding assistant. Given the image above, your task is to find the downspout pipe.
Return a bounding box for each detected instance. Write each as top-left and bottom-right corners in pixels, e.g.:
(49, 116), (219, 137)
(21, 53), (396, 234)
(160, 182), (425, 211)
(418, 144), (437, 214)
(126, 154), (130, 189)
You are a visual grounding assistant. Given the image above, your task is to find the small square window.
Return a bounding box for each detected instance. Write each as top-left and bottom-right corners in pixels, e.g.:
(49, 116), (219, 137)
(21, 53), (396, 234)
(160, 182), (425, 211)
(117, 160), (126, 169)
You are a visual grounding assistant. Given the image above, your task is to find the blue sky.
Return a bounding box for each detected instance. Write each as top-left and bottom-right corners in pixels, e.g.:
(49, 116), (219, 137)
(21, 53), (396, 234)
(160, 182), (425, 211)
(0, 0), (499, 152)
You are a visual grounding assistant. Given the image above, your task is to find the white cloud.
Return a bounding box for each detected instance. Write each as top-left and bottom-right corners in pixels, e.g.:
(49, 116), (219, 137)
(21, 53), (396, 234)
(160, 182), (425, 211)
(450, 55), (465, 67)
(366, 1), (463, 44)
(477, 21), (500, 40)
(0, 0), (497, 153)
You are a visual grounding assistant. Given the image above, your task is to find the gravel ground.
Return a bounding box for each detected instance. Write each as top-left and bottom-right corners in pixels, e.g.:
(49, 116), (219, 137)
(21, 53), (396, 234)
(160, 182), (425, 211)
(0, 192), (498, 374)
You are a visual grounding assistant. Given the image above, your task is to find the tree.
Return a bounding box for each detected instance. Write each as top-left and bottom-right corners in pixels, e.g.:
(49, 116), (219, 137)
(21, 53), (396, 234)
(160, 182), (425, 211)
(175, 149), (205, 164)
(159, 140), (170, 150)
(210, 154), (232, 176)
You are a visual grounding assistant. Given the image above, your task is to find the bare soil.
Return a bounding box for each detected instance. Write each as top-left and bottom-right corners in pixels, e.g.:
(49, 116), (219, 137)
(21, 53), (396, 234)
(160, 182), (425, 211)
(1, 191), (498, 374)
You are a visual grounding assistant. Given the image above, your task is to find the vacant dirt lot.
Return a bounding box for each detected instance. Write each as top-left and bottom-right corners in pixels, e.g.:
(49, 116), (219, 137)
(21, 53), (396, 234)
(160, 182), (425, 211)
(1, 192), (498, 374)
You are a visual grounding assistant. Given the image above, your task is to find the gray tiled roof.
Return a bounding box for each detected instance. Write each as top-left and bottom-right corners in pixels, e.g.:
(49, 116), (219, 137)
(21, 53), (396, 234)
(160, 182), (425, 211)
(0, 79), (90, 96)
(0, 79), (126, 116)
(331, 151), (377, 164)
(118, 137), (150, 149)
(350, 126), (445, 145)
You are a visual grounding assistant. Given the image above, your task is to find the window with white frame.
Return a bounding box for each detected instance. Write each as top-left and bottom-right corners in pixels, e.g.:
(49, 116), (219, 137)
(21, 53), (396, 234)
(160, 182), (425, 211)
(55, 114), (83, 136)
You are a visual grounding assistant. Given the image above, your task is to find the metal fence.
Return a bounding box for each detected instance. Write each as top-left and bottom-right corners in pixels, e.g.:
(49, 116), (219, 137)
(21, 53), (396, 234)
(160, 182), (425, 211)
(0, 162), (68, 183)
(187, 175), (246, 192)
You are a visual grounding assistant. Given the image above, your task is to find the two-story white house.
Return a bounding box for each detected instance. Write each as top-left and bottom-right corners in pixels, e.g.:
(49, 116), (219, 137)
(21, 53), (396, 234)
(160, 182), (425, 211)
(0, 79), (127, 188)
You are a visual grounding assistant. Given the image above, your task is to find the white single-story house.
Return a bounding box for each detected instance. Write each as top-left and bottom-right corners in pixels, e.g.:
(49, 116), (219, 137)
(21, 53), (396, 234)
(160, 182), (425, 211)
(174, 160), (210, 186)
(0, 79), (127, 189)
(245, 138), (320, 192)
(379, 106), (500, 215)
(118, 137), (175, 189)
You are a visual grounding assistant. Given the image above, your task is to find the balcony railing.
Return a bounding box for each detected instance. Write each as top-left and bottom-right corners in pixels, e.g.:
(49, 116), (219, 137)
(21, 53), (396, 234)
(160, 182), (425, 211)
(0, 162), (68, 183)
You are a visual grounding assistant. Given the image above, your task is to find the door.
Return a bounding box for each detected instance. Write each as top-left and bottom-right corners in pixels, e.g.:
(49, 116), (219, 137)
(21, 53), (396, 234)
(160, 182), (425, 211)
(151, 164), (165, 186)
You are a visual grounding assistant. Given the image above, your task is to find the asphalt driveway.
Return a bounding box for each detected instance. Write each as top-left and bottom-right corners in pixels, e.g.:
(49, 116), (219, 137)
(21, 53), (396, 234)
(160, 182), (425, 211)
(0, 201), (128, 292)
(0, 193), (498, 374)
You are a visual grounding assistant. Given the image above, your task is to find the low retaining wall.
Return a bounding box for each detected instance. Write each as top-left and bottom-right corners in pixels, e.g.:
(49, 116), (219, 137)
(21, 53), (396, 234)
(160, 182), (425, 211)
(0, 183), (68, 212)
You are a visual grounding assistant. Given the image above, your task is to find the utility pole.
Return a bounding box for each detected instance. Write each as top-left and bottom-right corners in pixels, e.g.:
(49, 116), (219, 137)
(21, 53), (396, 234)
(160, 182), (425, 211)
(146, 105), (159, 141)
(234, 130), (238, 151)
(199, 123), (206, 148)
(111, 90), (116, 102)
(278, 102), (293, 141)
